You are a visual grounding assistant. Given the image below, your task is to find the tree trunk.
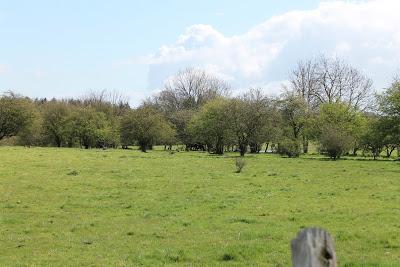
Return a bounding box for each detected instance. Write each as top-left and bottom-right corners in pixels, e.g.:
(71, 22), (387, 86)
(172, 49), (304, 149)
(264, 143), (269, 153)
(302, 136), (309, 154)
(250, 143), (261, 153)
(139, 141), (147, 152)
(215, 138), (224, 155)
(239, 142), (247, 157)
(55, 136), (62, 148)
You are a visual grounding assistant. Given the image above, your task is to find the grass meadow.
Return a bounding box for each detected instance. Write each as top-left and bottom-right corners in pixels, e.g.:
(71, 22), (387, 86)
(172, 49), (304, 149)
(0, 146), (399, 266)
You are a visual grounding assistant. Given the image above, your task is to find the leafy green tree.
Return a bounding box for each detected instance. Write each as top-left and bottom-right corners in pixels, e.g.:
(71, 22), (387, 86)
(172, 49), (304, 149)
(120, 107), (175, 152)
(361, 117), (386, 160)
(168, 109), (196, 149)
(17, 109), (43, 147)
(0, 93), (33, 141)
(189, 98), (233, 154)
(379, 79), (400, 118)
(70, 108), (110, 149)
(241, 89), (273, 154)
(377, 79), (400, 157)
(277, 138), (301, 158)
(228, 99), (249, 156)
(145, 68), (231, 147)
(313, 102), (365, 159)
(41, 101), (72, 147)
(280, 94), (310, 153)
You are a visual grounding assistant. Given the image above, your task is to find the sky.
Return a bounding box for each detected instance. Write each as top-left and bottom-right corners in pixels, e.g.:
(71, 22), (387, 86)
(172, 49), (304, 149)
(1, 0), (399, 106)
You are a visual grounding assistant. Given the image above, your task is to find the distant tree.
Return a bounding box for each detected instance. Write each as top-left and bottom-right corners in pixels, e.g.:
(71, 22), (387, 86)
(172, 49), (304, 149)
(279, 93), (310, 154)
(289, 59), (319, 109)
(378, 78), (400, 118)
(377, 78), (400, 158)
(188, 98), (233, 154)
(167, 109), (196, 149)
(41, 101), (72, 147)
(381, 118), (398, 158)
(159, 68), (230, 112)
(0, 92), (33, 141)
(146, 68), (231, 148)
(241, 89), (273, 154)
(361, 117), (386, 160)
(70, 108), (110, 149)
(120, 106), (175, 152)
(17, 108), (43, 147)
(80, 89), (130, 115)
(277, 138), (301, 158)
(289, 55), (373, 110)
(314, 102), (365, 159)
(228, 98), (249, 156)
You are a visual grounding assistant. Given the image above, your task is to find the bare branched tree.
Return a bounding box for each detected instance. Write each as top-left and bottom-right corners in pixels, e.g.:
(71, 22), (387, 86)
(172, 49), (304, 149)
(160, 68), (231, 112)
(289, 55), (373, 110)
(289, 59), (319, 109)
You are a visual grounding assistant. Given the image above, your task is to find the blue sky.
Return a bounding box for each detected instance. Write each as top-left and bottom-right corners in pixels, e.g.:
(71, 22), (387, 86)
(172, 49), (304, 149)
(1, 1), (399, 105)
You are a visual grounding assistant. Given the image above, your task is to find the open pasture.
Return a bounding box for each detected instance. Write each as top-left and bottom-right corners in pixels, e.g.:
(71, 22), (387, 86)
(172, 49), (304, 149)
(0, 147), (399, 266)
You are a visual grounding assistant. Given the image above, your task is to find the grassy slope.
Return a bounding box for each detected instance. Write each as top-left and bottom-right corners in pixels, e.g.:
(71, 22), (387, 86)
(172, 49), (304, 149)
(0, 147), (399, 266)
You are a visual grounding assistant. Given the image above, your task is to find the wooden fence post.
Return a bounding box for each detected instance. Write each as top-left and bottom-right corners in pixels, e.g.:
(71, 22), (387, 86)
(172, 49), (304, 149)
(291, 227), (337, 267)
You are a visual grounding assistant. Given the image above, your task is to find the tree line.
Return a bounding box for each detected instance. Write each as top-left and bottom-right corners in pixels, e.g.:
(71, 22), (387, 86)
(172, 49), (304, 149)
(1, 55), (399, 160)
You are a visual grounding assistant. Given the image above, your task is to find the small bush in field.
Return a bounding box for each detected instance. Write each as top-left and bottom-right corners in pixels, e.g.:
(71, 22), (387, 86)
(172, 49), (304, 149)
(235, 157), (245, 173)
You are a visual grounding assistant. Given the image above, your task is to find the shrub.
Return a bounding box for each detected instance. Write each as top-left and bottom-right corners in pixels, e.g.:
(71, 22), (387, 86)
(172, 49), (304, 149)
(277, 138), (301, 158)
(235, 157), (245, 173)
(319, 127), (353, 160)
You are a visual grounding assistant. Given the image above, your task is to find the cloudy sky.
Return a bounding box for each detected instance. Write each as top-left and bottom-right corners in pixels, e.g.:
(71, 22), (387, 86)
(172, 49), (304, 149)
(1, 0), (399, 105)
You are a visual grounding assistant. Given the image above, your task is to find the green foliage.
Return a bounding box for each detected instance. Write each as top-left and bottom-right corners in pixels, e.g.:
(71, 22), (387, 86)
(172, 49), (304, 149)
(0, 93), (34, 140)
(280, 94), (309, 140)
(41, 101), (73, 147)
(313, 102), (365, 159)
(277, 138), (301, 158)
(70, 108), (113, 149)
(378, 80), (400, 118)
(189, 98), (234, 154)
(17, 108), (43, 147)
(228, 98), (249, 156)
(377, 80), (400, 151)
(120, 106), (175, 152)
(319, 126), (354, 160)
(361, 117), (387, 159)
(167, 109), (195, 147)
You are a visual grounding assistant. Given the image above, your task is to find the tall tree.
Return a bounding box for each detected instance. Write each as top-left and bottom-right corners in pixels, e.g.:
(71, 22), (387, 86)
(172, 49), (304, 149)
(377, 78), (400, 157)
(188, 98), (233, 155)
(41, 101), (72, 147)
(289, 55), (373, 110)
(0, 92), (33, 141)
(313, 102), (365, 159)
(120, 106), (175, 152)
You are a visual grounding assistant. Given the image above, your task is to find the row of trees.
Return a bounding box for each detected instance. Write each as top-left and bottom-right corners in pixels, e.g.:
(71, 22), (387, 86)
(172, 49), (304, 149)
(1, 56), (399, 159)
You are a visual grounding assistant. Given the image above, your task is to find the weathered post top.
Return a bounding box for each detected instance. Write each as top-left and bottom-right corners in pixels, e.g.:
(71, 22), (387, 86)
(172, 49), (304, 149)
(291, 227), (337, 267)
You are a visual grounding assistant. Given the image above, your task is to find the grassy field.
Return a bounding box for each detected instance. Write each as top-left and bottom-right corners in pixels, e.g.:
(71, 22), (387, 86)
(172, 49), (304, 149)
(0, 146), (399, 266)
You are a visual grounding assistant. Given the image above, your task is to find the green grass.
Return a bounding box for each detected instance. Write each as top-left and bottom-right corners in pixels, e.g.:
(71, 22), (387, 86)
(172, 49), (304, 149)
(0, 146), (399, 266)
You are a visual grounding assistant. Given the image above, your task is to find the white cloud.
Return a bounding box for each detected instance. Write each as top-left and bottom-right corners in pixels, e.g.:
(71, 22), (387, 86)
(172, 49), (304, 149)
(147, 0), (400, 93)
